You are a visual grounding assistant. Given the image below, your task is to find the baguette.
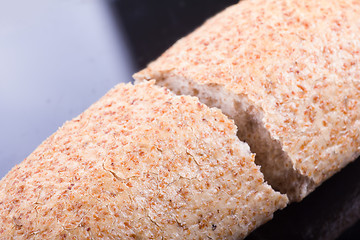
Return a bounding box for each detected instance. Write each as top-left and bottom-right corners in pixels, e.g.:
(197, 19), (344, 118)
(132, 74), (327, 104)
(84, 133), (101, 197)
(134, 0), (360, 201)
(0, 81), (287, 239)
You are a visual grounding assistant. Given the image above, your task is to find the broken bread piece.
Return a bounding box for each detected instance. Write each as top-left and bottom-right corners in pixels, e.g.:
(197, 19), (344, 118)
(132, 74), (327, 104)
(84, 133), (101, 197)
(0, 81), (287, 239)
(134, 0), (360, 201)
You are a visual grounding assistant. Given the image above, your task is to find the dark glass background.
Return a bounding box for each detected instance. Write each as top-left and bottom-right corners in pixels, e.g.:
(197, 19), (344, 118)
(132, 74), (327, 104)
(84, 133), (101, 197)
(0, 0), (359, 239)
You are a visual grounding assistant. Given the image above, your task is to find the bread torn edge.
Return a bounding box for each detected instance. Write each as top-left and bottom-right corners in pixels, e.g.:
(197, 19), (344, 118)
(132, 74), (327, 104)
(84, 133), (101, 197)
(134, 72), (316, 202)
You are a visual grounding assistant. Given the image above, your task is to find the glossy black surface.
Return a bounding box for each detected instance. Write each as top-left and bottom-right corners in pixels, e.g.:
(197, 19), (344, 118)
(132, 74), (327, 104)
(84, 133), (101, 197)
(111, 0), (238, 70)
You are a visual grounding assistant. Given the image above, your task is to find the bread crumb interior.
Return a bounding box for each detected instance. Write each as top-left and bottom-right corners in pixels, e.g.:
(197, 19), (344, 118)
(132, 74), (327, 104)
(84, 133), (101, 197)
(148, 75), (315, 201)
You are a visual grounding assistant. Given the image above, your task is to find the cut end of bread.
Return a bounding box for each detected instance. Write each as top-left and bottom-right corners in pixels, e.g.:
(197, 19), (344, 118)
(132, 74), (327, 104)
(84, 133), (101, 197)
(0, 81), (287, 239)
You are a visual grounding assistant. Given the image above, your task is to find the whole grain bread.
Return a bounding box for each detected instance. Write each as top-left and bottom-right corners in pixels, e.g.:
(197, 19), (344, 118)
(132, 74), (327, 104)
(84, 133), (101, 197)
(134, 0), (360, 201)
(0, 81), (287, 239)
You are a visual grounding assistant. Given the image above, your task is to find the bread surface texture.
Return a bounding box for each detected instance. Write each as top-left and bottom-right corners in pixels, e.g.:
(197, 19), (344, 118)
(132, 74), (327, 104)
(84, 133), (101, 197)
(134, 0), (360, 201)
(0, 81), (287, 239)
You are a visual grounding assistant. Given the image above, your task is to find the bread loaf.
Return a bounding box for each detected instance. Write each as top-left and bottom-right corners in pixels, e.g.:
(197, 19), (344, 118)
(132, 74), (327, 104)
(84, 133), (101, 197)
(0, 81), (287, 239)
(134, 0), (360, 201)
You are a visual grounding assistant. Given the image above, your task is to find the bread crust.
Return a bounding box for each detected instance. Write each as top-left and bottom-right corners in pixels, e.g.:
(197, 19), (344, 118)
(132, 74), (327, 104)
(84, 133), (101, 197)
(134, 0), (360, 200)
(0, 81), (287, 239)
